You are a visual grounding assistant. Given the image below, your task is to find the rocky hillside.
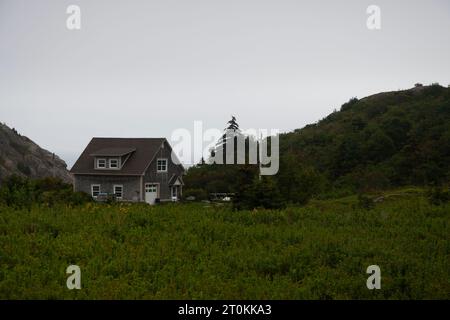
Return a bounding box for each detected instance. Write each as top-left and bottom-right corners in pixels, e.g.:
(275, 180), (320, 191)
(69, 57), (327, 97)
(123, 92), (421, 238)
(0, 123), (72, 184)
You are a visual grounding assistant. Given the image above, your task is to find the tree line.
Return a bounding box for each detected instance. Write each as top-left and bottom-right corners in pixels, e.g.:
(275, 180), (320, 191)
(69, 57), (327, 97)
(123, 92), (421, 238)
(184, 84), (450, 209)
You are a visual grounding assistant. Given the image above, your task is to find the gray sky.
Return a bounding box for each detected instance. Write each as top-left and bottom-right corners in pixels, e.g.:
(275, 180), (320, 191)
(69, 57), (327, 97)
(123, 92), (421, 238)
(1, 0), (449, 168)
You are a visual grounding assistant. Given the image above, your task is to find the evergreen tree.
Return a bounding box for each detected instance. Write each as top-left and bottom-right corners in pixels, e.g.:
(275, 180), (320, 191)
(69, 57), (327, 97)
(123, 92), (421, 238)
(213, 115), (243, 164)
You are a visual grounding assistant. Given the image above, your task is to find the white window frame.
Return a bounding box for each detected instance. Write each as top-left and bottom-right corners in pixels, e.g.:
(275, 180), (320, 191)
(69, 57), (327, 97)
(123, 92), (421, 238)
(91, 184), (101, 198)
(96, 158), (106, 169)
(109, 158), (120, 169)
(145, 183), (158, 194)
(113, 185), (123, 200)
(156, 158), (168, 172)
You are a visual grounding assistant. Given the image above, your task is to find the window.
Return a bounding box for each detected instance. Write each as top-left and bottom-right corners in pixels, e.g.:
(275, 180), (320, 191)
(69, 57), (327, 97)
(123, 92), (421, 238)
(145, 183), (157, 193)
(109, 158), (119, 169)
(96, 158), (106, 169)
(91, 184), (100, 198)
(114, 185), (123, 199)
(157, 158), (168, 172)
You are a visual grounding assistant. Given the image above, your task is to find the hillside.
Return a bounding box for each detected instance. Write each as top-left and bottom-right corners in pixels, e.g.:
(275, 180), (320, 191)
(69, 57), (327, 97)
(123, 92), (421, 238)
(0, 123), (72, 184)
(280, 84), (450, 192)
(185, 84), (450, 205)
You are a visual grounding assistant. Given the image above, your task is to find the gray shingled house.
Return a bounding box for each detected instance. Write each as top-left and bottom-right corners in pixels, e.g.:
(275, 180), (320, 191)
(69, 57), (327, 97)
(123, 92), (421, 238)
(70, 138), (184, 204)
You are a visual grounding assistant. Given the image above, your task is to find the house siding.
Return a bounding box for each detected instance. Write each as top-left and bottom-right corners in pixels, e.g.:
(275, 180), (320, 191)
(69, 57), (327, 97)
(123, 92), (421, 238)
(142, 141), (183, 201)
(73, 174), (142, 201)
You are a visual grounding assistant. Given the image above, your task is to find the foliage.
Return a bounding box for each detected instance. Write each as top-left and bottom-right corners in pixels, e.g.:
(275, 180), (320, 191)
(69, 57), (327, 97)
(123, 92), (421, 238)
(184, 86), (450, 208)
(0, 192), (448, 299)
(276, 154), (326, 204)
(357, 193), (375, 210)
(0, 176), (92, 208)
(340, 97), (359, 111)
(182, 188), (208, 201)
(280, 84), (450, 190)
(233, 176), (285, 210)
(426, 186), (450, 205)
(226, 115), (239, 131)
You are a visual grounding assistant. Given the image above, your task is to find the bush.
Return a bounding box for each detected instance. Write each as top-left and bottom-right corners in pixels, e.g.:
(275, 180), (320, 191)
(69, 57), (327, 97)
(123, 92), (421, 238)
(0, 175), (92, 208)
(426, 186), (450, 205)
(233, 177), (285, 210)
(340, 97), (359, 111)
(35, 177), (68, 192)
(1, 195), (449, 299)
(357, 193), (375, 210)
(182, 188), (208, 201)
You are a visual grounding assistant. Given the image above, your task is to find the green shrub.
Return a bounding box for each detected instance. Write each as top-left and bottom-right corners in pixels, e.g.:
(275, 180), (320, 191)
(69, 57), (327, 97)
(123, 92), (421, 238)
(182, 188), (208, 201)
(233, 177), (285, 210)
(426, 186), (450, 205)
(340, 97), (359, 111)
(0, 194), (448, 299)
(357, 193), (375, 210)
(0, 176), (91, 208)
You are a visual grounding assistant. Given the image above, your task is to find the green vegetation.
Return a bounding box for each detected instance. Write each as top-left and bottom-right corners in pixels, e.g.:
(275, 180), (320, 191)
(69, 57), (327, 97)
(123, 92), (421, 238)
(185, 85), (450, 208)
(281, 84), (450, 192)
(0, 190), (448, 299)
(0, 85), (449, 299)
(0, 176), (92, 209)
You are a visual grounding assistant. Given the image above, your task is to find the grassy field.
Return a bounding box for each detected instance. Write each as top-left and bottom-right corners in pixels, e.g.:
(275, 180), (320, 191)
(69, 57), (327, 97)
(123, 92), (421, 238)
(0, 191), (449, 299)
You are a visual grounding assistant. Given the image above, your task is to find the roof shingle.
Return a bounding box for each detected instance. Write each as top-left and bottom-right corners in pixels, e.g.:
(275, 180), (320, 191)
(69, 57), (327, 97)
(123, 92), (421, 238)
(70, 138), (165, 175)
(90, 147), (136, 157)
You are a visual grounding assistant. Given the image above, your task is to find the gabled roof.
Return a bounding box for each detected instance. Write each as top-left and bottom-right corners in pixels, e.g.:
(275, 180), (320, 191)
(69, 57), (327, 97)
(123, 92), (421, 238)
(70, 138), (166, 175)
(168, 174), (184, 186)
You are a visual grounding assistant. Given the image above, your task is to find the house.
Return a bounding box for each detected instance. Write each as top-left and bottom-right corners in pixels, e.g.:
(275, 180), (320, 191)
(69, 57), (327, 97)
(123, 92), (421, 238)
(70, 138), (184, 204)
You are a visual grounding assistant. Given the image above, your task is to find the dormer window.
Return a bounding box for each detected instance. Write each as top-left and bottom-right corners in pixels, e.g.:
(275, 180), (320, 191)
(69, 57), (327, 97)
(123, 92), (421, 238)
(91, 148), (135, 170)
(157, 158), (168, 172)
(109, 158), (119, 169)
(96, 158), (106, 169)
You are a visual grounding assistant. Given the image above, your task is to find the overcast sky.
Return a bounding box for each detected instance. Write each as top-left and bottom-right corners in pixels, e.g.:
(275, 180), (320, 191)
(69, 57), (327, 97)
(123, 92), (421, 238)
(1, 0), (449, 168)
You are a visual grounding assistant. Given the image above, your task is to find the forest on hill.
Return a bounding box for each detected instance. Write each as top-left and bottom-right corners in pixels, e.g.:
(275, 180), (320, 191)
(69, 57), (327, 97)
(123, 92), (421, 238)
(184, 84), (450, 208)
